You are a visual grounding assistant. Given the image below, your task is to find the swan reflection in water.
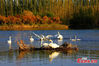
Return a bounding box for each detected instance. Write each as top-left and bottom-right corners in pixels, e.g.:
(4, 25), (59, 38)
(49, 51), (60, 62)
(15, 50), (76, 66)
(16, 51), (60, 64)
(16, 50), (75, 63)
(49, 50), (76, 62)
(16, 51), (60, 61)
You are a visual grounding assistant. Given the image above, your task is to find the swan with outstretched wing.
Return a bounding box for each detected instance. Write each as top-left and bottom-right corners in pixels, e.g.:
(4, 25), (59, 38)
(33, 32), (53, 41)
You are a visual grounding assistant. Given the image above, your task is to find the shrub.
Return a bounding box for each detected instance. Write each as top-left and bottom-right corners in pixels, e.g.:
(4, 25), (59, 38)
(42, 16), (49, 24)
(36, 15), (42, 24)
(0, 10), (63, 25)
(0, 16), (7, 25)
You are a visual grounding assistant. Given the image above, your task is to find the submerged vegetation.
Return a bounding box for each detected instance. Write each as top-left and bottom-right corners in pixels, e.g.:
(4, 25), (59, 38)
(0, 0), (99, 29)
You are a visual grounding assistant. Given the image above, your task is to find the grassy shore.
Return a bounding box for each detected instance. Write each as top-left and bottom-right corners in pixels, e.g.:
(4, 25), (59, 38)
(0, 24), (68, 30)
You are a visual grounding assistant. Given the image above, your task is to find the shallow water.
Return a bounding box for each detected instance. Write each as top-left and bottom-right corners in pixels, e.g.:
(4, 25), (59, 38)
(0, 30), (99, 66)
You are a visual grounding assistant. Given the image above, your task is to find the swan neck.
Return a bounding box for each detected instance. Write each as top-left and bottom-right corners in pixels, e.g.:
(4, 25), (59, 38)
(31, 36), (32, 38)
(58, 32), (60, 35)
(9, 37), (11, 40)
(41, 40), (43, 44)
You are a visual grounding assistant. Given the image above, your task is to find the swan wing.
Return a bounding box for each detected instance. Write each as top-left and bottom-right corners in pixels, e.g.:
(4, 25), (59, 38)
(41, 34), (45, 38)
(54, 34), (58, 37)
(49, 43), (59, 48)
(43, 43), (49, 47)
(46, 35), (53, 38)
(33, 32), (41, 39)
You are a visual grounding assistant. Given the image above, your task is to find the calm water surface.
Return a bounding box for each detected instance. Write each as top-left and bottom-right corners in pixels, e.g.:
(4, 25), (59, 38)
(0, 30), (99, 66)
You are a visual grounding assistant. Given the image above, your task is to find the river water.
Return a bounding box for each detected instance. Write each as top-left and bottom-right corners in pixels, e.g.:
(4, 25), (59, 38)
(0, 30), (99, 66)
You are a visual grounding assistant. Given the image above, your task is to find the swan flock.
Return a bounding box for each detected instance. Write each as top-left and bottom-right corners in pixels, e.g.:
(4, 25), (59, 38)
(7, 32), (80, 49)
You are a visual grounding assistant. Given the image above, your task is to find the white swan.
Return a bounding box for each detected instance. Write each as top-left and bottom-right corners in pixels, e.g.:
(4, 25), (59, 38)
(70, 35), (81, 41)
(42, 43), (49, 47)
(49, 52), (60, 62)
(30, 36), (34, 42)
(8, 36), (12, 49)
(8, 36), (11, 44)
(49, 39), (59, 48)
(55, 32), (63, 40)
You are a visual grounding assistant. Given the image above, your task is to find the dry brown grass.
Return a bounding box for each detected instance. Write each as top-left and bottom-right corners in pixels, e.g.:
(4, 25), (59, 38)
(0, 24), (68, 30)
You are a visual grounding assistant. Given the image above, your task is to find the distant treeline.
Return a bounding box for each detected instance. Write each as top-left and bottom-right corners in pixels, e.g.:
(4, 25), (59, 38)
(0, 0), (99, 29)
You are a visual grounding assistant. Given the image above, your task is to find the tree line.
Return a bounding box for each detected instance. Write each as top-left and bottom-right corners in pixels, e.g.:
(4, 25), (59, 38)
(0, 0), (99, 29)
